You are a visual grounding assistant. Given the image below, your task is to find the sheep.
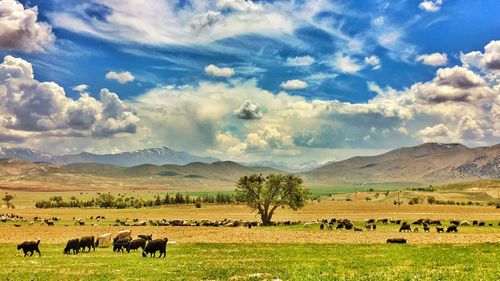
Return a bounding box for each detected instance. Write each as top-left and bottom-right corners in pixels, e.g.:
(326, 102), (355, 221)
(142, 238), (168, 258)
(17, 240), (41, 257)
(79, 236), (95, 252)
(138, 234), (152, 241)
(113, 237), (132, 253)
(114, 230), (132, 243)
(64, 239), (80, 254)
(460, 220), (470, 226)
(386, 238), (407, 244)
(95, 233), (112, 248)
(127, 238), (147, 253)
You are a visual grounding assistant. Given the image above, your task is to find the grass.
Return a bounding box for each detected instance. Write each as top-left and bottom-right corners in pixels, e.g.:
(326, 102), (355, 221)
(0, 243), (498, 281)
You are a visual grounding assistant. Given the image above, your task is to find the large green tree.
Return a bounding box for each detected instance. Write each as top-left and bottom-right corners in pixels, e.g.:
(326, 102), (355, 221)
(235, 174), (309, 225)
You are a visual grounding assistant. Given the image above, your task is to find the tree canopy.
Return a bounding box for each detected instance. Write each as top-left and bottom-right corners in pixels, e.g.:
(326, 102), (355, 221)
(235, 174), (309, 225)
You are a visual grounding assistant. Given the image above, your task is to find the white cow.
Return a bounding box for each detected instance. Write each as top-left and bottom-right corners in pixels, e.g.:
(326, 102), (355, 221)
(96, 233), (112, 248)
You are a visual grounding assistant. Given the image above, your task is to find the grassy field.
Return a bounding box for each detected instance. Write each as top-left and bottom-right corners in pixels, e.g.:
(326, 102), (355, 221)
(1, 243), (499, 281)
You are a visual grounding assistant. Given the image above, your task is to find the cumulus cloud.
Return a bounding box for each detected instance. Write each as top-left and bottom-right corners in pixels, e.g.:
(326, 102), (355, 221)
(280, 79), (308, 90)
(460, 40), (500, 72)
(333, 54), (363, 73)
(419, 0), (444, 12)
(204, 64), (235, 77)
(0, 56), (138, 139)
(73, 84), (89, 92)
(364, 55), (381, 70)
(416, 53), (448, 66)
(233, 100), (263, 120)
(216, 0), (263, 12)
(285, 56), (315, 66)
(0, 0), (54, 52)
(105, 71), (135, 84)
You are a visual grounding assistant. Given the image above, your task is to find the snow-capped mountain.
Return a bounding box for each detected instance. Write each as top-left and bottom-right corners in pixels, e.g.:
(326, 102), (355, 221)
(0, 147), (53, 163)
(0, 146), (219, 167)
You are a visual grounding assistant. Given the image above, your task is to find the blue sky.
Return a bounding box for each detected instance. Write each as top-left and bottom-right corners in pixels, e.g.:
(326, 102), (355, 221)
(0, 0), (499, 163)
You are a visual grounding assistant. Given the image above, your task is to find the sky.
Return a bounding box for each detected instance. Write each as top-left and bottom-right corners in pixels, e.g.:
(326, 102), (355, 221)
(0, 0), (499, 164)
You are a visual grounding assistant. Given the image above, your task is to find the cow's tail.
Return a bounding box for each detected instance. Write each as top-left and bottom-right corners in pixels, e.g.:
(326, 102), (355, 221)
(36, 239), (40, 245)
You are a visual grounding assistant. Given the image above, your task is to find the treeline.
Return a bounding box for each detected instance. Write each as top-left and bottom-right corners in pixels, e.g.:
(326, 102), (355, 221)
(35, 193), (237, 209)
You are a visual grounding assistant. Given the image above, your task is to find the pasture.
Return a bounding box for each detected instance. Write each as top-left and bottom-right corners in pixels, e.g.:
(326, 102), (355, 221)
(1, 243), (499, 281)
(1, 184), (499, 280)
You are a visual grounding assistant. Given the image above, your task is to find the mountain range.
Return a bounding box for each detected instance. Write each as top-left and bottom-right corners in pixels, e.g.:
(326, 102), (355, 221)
(0, 142), (498, 191)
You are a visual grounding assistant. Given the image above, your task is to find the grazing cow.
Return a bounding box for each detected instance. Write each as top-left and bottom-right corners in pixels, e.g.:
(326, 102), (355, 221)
(142, 238), (168, 258)
(488, 223), (493, 227)
(372, 224), (377, 231)
(436, 227), (444, 233)
(353, 227), (363, 232)
(423, 225), (430, 232)
(113, 237), (132, 253)
(399, 224), (411, 232)
(127, 239), (147, 253)
(430, 220), (441, 225)
(46, 221), (54, 227)
(95, 233), (112, 248)
(114, 230), (132, 243)
(450, 220), (460, 226)
(64, 239), (80, 254)
(17, 240), (41, 257)
(79, 236), (95, 252)
(446, 225), (458, 233)
(138, 234), (152, 241)
(386, 238), (407, 244)
(326, 224), (333, 231)
(478, 222), (485, 227)
(365, 224), (372, 231)
(472, 220), (478, 226)
(320, 224), (324, 230)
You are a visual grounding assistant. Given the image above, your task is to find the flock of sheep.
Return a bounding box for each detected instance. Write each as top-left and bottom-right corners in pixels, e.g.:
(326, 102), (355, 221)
(17, 230), (168, 258)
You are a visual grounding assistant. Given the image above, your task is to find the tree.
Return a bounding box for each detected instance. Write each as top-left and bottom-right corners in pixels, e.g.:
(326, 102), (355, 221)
(2, 194), (14, 209)
(235, 174), (309, 225)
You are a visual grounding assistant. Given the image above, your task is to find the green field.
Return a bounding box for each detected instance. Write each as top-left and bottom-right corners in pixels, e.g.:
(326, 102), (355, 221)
(1, 243), (499, 281)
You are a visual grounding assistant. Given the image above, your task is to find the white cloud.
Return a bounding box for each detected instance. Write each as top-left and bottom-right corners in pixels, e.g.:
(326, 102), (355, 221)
(419, 0), (444, 12)
(216, 0), (263, 12)
(204, 64), (235, 77)
(372, 16), (384, 26)
(280, 79), (308, 90)
(105, 71), (135, 84)
(72, 84), (89, 92)
(0, 56), (138, 138)
(285, 56), (315, 66)
(0, 0), (54, 52)
(333, 54), (363, 73)
(364, 55), (381, 70)
(416, 52), (448, 66)
(460, 40), (500, 73)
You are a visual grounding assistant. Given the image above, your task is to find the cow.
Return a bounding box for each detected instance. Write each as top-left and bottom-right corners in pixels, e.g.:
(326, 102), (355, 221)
(142, 238), (168, 258)
(353, 227), (363, 232)
(446, 225), (458, 233)
(478, 221), (485, 226)
(127, 238), (147, 253)
(423, 225), (430, 232)
(436, 227), (444, 233)
(138, 234), (152, 241)
(17, 240), (41, 257)
(64, 239), (80, 254)
(79, 236), (95, 252)
(95, 233), (112, 248)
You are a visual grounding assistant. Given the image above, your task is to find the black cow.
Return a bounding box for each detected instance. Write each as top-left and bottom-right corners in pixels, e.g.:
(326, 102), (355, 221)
(138, 234), (152, 241)
(142, 238), (168, 258)
(436, 227), (444, 233)
(127, 238), (146, 253)
(79, 236), (95, 252)
(64, 239), (80, 254)
(17, 240), (41, 257)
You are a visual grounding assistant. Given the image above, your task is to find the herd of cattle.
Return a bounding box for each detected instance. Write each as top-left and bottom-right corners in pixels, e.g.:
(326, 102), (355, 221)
(17, 230), (168, 258)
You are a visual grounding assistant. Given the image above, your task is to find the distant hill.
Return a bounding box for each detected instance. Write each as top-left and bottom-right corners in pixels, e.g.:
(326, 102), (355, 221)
(242, 160), (334, 173)
(0, 146), (219, 166)
(305, 143), (500, 186)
